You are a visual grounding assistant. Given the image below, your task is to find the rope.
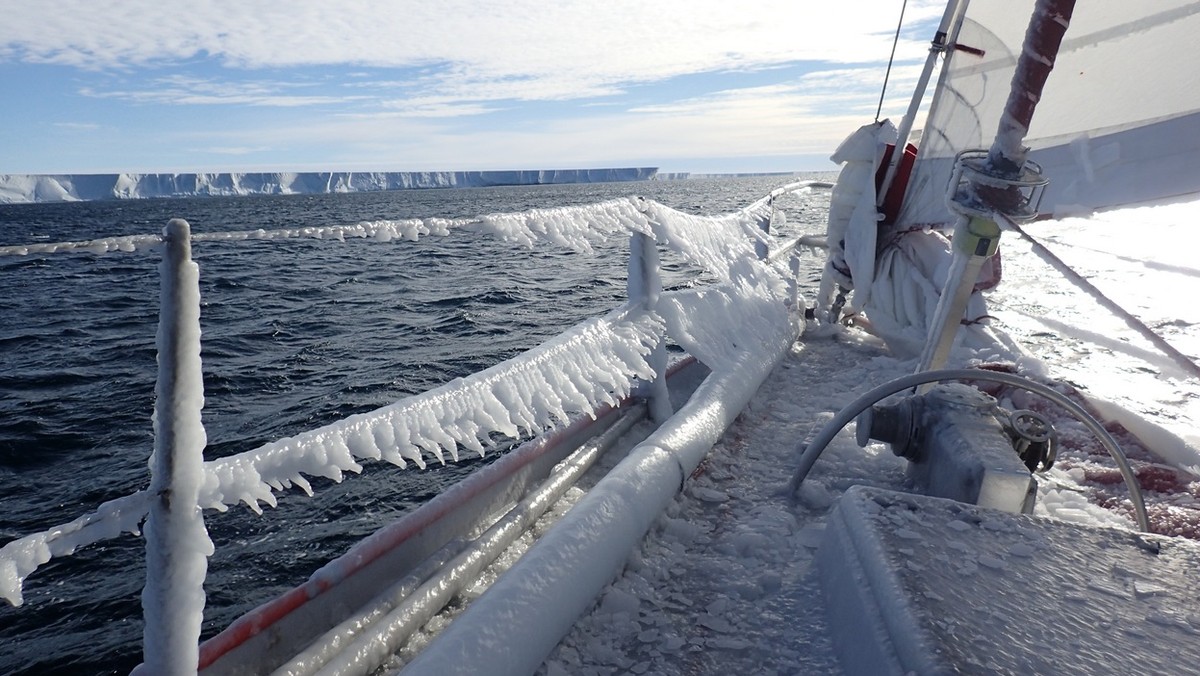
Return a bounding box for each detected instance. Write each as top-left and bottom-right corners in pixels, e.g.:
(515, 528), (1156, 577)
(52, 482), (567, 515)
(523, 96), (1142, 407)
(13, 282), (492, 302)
(875, 0), (910, 123)
(999, 213), (1200, 380)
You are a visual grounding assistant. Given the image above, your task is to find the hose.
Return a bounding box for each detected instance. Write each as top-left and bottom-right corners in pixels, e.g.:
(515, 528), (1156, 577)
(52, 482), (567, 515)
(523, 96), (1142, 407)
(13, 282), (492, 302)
(786, 368), (1150, 532)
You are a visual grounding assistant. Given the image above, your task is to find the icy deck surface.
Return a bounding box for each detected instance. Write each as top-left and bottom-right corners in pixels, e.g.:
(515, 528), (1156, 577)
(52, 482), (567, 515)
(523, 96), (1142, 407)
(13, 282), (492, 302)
(429, 199), (1200, 675)
(822, 485), (1200, 675)
(540, 330), (917, 675)
(539, 314), (1192, 675)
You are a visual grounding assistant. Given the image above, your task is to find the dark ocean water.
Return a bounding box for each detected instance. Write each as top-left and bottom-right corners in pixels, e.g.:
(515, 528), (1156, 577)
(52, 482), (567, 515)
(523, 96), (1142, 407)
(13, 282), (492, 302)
(0, 176), (832, 674)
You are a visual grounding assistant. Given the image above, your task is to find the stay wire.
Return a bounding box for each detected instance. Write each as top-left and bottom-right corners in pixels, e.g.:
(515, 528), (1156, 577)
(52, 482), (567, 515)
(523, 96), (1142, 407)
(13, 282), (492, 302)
(998, 213), (1200, 380)
(875, 0), (910, 123)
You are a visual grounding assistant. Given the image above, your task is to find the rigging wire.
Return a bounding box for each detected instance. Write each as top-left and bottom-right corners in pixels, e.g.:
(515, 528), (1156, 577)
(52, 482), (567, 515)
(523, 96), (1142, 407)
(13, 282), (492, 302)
(875, 0), (910, 123)
(999, 213), (1200, 380)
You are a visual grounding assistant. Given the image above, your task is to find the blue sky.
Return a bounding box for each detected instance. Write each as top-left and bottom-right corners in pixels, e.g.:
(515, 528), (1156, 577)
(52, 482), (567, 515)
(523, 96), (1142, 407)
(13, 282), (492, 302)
(0, 1), (943, 175)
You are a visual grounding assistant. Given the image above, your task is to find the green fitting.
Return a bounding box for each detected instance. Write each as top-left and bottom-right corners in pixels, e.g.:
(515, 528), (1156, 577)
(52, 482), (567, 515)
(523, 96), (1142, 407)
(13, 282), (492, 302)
(954, 215), (1001, 257)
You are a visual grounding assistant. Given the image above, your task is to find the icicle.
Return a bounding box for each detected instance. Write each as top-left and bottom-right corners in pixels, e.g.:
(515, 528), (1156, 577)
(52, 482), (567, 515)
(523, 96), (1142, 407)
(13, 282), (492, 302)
(346, 425), (381, 461)
(421, 408), (461, 463)
(371, 422), (396, 460)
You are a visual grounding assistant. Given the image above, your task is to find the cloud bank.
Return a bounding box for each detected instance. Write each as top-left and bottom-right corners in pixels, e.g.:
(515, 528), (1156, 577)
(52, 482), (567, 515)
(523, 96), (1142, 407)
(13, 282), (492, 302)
(0, 1), (946, 173)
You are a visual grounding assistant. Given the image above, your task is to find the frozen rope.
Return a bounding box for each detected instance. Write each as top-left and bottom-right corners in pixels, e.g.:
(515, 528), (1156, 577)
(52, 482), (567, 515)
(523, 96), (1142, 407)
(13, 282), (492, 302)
(0, 233), (164, 257)
(0, 306), (665, 604)
(0, 492), (152, 606)
(198, 306), (664, 514)
(0, 184), (819, 603)
(0, 186), (832, 260)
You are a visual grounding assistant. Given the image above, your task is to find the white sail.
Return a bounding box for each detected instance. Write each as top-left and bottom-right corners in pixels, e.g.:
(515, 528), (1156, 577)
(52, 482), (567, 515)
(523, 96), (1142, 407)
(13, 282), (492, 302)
(897, 0), (1200, 226)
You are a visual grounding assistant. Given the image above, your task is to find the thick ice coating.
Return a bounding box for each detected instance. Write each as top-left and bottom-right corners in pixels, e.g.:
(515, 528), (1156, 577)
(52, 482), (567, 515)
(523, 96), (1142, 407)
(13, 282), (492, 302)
(0, 187), (815, 608)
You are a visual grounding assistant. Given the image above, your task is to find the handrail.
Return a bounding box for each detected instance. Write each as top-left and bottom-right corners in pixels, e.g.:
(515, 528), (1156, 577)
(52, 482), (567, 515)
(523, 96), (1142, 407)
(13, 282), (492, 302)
(201, 396), (637, 674)
(0, 186), (814, 671)
(198, 355), (697, 673)
(402, 299), (801, 676)
(283, 402), (649, 676)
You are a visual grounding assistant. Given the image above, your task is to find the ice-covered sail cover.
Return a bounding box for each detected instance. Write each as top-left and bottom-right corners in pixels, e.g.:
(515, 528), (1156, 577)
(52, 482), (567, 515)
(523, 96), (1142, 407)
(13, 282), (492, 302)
(897, 1), (1200, 226)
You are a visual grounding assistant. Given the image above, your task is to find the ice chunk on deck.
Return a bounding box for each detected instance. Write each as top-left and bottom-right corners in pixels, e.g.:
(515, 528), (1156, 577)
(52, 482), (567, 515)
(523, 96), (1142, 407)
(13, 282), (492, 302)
(818, 485), (1200, 675)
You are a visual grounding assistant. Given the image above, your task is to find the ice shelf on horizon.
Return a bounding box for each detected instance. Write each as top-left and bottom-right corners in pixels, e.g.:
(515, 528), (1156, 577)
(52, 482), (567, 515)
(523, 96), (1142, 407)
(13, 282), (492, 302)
(0, 168), (660, 204)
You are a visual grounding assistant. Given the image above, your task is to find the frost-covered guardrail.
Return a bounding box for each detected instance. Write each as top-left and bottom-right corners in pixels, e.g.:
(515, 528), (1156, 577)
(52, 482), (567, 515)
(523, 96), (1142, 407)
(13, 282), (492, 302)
(0, 181), (826, 671)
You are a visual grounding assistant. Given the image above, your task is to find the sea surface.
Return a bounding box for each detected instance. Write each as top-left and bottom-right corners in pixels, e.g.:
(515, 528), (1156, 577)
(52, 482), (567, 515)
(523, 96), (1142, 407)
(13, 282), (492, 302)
(0, 175), (833, 674)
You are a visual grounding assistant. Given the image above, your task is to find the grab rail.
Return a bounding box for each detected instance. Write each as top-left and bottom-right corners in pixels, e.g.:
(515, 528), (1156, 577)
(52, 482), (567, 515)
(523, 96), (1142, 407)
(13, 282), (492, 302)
(0, 186), (824, 672)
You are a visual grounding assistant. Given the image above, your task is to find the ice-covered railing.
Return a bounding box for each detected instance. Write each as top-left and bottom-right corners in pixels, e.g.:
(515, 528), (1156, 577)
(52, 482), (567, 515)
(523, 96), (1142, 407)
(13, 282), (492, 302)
(0, 180), (824, 259)
(202, 306), (663, 513)
(0, 197), (647, 257)
(0, 181), (828, 670)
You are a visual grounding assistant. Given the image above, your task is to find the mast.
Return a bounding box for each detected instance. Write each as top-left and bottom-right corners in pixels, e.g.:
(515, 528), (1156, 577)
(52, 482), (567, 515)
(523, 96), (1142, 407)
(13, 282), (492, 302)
(976, 0), (1076, 211)
(915, 0), (1076, 375)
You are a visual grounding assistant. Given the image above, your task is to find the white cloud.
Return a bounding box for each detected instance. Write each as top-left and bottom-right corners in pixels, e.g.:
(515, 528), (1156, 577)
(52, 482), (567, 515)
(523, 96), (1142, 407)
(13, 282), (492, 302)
(1, 1), (951, 172)
(194, 145), (273, 156)
(377, 99), (502, 118)
(80, 75), (369, 107)
(53, 121), (100, 130)
(2, 1), (946, 105)
(628, 64), (927, 123)
(174, 67), (919, 171)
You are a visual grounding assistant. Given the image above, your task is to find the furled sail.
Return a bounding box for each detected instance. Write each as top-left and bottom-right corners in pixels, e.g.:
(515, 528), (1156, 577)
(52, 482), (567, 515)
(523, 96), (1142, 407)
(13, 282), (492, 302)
(896, 0), (1200, 227)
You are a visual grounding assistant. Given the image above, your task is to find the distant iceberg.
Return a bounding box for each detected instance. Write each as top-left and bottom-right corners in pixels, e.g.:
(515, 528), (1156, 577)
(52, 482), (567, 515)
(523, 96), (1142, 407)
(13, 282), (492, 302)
(0, 168), (659, 204)
(655, 171), (802, 180)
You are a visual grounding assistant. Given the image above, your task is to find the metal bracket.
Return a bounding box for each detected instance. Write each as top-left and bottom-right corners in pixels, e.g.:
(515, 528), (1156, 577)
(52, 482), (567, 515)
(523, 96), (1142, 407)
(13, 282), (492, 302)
(946, 149), (1049, 222)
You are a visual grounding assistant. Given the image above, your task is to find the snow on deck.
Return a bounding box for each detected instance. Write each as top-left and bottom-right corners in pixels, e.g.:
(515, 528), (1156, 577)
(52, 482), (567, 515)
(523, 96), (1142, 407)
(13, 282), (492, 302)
(540, 329), (917, 675)
(822, 485), (1200, 675)
(365, 198), (1200, 674)
(537, 198), (1200, 674)
(533, 327), (1117, 674)
(535, 329), (1192, 675)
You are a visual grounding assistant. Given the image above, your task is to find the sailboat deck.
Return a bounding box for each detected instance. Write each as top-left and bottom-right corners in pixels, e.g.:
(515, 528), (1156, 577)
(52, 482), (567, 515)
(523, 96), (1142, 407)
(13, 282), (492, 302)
(543, 315), (1198, 675)
(823, 484), (1200, 675)
(540, 330), (909, 675)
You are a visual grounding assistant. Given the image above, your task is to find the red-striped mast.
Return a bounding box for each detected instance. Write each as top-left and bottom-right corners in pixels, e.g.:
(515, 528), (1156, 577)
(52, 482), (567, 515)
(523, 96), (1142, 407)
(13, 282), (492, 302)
(916, 0), (1077, 374)
(976, 0), (1077, 213)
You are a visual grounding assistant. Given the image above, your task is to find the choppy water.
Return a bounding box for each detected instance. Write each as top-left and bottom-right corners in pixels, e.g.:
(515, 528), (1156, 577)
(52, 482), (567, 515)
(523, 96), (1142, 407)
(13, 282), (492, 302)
(0, 176), (833, 674)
